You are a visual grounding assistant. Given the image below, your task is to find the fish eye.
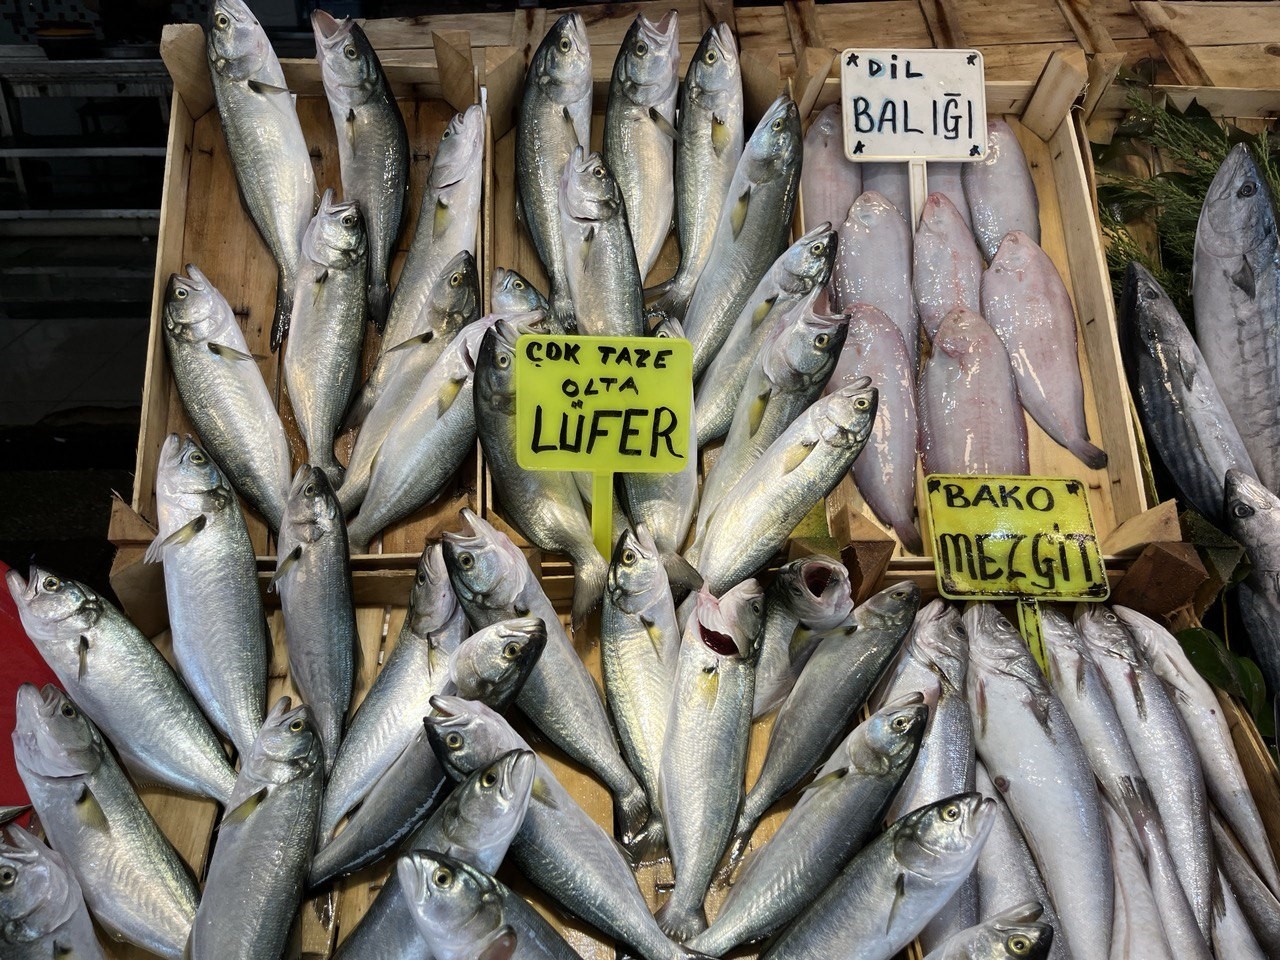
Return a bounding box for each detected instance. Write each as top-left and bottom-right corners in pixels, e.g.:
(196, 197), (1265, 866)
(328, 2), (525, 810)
(705, 49), (718, 64)
(771, 117), (784, 131)
(0, 867), (14, 887)
(750, 599), (762, 615)
(892, 589), (908, 600)
(814, 333), (830, 349)
(592, 165), (606, 179)
(457, 552), (474, 570)
(289, 718), (305, 732)
(445, 732), (463, 749)
(344, 44), (358, 61)
(635, 41), (648, 56)
(854, 397), (871, 410)
(503, 640), (522, 660)
(450, 273), (462, 287)
(416, 569), (427, 585)
(1233, 501), (1256, 519)
(481, 769), (498, 787)
(558, 37), (572, 53)
(809, 241), (825, 255)
(303, 481), (318, 498)
(496, 353), (511, 369)
(941, 803), (961, 822)
(60, 702), (77, 719)
(174, 287), (188, 300)
(892, 715), (910, 731)
(1240, 182), (1258, 198)
(1104, 611), (1118, 623)
(433, 866), (453, 887)
(1007, 935), (1032, 956)
(189, 450), (207, 465)
(42, 576), (61, 592)
(621, 548), (637, 565)
(214, 12), (230, 29)
(341, 213), (358, 227)
(512, 279), (525, 290)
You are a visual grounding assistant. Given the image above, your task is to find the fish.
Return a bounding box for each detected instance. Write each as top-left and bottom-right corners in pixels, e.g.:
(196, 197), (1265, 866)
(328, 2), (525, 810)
(914, 192), (983, 340)
(602, 11), (680, 279)
(273, 465), (357, 772)
(1192, 143), (1280, 492)
(752, 555), (854, 718)
(731, 581), (919, 859)
(188, 698), (324, 960)
(559, 147), (647, 337)
(516, 14), (592, 330)
(919, 307), (1029, 476)
(761, 794), (996, 960)
(692, 695), (927, 957)
(12, 684), (198, 959)
(313, 10), (407, 329)
(1226, 468), (1280, 696)
(332, 749), (536, 960)
(283, 189), (368, 485)
(1212, 868), (1269, 960)
(864, 163), (912, 218)
(206, 0), (315, 350)
(655, 22), (743, 319)
(965, 602), (1113, 960)
(1105, 799), (1175, 960)
(800, 104), (861, 241)
(691, 382), (876, 596)
(345, 315), (495, 552)
(6, 567), (235, 802)
(475, 318), (607, 626)
(146, 433), (267, 758)
(1211, 812), (1280, 955)
(338, 250), (480, 515)
(695, 225), (837, 446)
(923, 903), (1054, 960)
(962, 119), (1040, 261)
(318, 543), (466, 844)
(658, 581), (764, 940)
(683, 95), (802, 377)
(831, 302), (922, 553)
(492, 266), (550, 317)
(0, 822), (105, 960)
(1119, 262), (1256, 521)
(448, 618), (549, 706)
(926, 162), (972, 230)
(162, 264), (292, 530)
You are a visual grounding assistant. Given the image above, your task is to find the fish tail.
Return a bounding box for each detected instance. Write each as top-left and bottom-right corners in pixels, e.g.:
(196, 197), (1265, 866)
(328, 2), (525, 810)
(656, 897), (708, 942)
(1068, 438), (1108, 470)
(894, 521), (925, 556)
(342, 380), (377, 432)
(272, 267), (294, 351)
(368, 279), (389, 332)
(618, 792), (664, 863)
(336, 469), (368, 519)
(549, 284), (577, 335)
(570, 550), (608, 629)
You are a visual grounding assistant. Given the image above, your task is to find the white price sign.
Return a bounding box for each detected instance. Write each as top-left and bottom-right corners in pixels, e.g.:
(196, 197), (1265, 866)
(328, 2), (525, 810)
(839, 48), (988, 162)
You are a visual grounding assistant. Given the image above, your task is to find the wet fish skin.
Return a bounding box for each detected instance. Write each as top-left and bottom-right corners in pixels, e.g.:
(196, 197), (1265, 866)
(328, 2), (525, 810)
(801, 104), (861, 242)
(862, 163), (911, 220)
(1211, 811), (1280, 956)
(919, 307), (1029, 476)
(12, 684), (198, 959)
(313, 10), (407, 329)
(1105, 798), (1174, 960)
(448, 617), (549, 705)
(0, 821), (105, 960)
(923, 902), (1054, 960)
(492, 266), (551, 317)
(1226, 468), (1280, 696)
(148, 433), (267, 758)
(207, 0), (314, 350)
(962, 119), (1039, 261)
(190, 698), (324, 960)
(162, 264), (291, 530)
(925, 162), (971, 230)
(5, 568), (236, 802)
(914, 192), (983, 340)
(1212, 868), (1269, 960)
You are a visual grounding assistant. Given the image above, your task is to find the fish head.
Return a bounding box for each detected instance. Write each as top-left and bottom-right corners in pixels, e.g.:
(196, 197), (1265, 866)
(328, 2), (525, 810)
(406, 543), (462, 637)
(744, 96), (802, 182)
(910, 600), (968, 687)
(858, 580), (921, 634)
(1225, 467), (1278, 541)
(1118, 262), (1178, 367)
(163, 265), (237, 345)
(685, 22), (740, 112)
(1073, 604), (1141, 668)
(895, 792), (996, 881)
(963, 602), (1047, 688)
(844, 190), (905, 233)
(919, 192), (966, 235)
(398, 851), (502, 952)
(607, 526), (668, 613)
(429, 251), (481, 330)
(778, 225), (838, 293)
(474, 321), (520, 410)
(306, 189), (367, 268)
(312, 12), (380, 104)
(532, 14), (591, 104)
(11, 684), (101, 781)
(207, 0), (269, 79)
(774, 556), (854, 630)
(447, 749), (536, 868)
(450, 618), (547, 707)
(988, 230), (1038, 277)
(156, 433), (231, 515)
(6, 567), (104, 647)
(616, 11), (680, 106)
(977, 902), (1055, 960)
(690, 581), (764, 662)
(813, 381), (878, 449)
(432, 104), (485, 190)
(0, 824), (74, 940)
(249, 697), (323, 782)
(764, 304), (849, 389)
(854, 692), (929, 773)
(561, 148), (623, 225)
(491, 268), (546, 315)
(425, 695), (522, 780)
(649, 311), (684, 339)
(808, 102), (842, 144)
(282, 465), (343, 545)
(1200, 143), (1274, 256)
(442, 508), (525, 610)
(932, 308), (990, 365)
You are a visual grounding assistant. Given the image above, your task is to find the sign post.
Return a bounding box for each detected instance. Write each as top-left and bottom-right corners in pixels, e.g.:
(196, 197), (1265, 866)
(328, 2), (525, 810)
(514, 334), (694, 558)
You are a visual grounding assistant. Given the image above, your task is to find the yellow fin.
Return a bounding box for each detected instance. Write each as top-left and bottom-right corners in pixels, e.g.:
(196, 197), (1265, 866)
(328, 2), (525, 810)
(747, 391), (770, 438)
(750, 295), (778, 331)
(731, 187), (751, 239)
(711, 114), (731, 156)
(433, 198), (450, 239)
(77, 636), (90, 682)
(207, 341), (253, 362)
(269, 546), (302, 593)
(649, 107), (679, 141)
(437, 377), (465, 416)
(223, 787), (267, 826)
(801, 767), (848, 794)
(74, 784), (108, 832)
(782, 440), (817, 474)
(144, 514), (207, 563)
(531, 777), (559, 811)
(387, 330), (434, 353)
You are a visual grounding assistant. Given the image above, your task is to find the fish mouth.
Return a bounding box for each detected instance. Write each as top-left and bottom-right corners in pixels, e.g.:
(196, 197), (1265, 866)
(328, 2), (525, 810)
(501, 750), (536, 803)
(802, 563), (835, 598)
(7, 568), (34, 605)
(646, 9), (678, 40)
(698, 622), (739, 656)
(712, 22), (737, 59)
(310, 9), (349, 47)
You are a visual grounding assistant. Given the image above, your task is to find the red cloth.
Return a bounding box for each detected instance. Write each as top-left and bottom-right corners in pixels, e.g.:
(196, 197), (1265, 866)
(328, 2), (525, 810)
(0, 560), (60, 806)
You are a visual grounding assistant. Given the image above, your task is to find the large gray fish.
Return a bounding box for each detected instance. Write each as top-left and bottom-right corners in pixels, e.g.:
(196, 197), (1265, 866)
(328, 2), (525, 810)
(1193, 143), (1280, 492)
(696, 225), (837, 446)
(801, 104), (861, 244)
(146, 433), (267, 758)
(332, 749), (535, 960)
(559, 148), (646, 337)
(189, 698), (324, 960)
(914, 192), (983, 340)
(273, 465), (357, 771)
(12, 684), (197, 959)
(919, 307), (1029, 476)
(965, 602), (1113, 960)
(0, 822), (104, 960)
(283, 189), (368, 485)
(314, 10), (407, 329)
(319, 543), (466, 843)
(982, 231), (1106, 469)
(731, 581), (919, 857)
(923, 903), (1054, 960)
(6, 568), (235, 802)
(1106, 799), (1175, 960)
(1226, 468), (1280, 695)
(603, 11), (680, 280)
(926, 162), (972, 230)
(475, 318), (607, 626)
(962, 119), (1040, 261)
(425, 697), (706, 960)
(683, 95), (802, 377)
(658, 581), (764, 940)
(761, 794), (996, 960)
(516, 14), (591, 330)
(1212, 867), (1269, 960)
(693, 696), (926, 957)
(655, 22), (743, 320)
(691, 383), (876, 596)
(752, 555), (854, 718)
(206, 0), (314, 350)
(339, 250), (480, 515)
(1212, 812), (1280, 955)
(1120, 262), (1255, 521)
(442, 509), (653, 849)
(162, 264), (291, 530)
(492, 267), (550, 317)
(862, 163), (912, 221)
(831, 191), (918, 370)
(832, 302), (922, 553)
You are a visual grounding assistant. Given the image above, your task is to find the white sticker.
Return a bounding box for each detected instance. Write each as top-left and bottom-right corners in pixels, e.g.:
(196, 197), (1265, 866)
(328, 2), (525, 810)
(839, 49), (988, 162)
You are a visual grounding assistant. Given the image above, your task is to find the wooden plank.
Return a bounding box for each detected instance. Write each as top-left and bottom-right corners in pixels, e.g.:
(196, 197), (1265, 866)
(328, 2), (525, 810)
(433, 30), (476, 114)
(1020, 46), (1088, 138)
(159, 24), (213, 119)
(918, 0), (972, 49)
(1221, 691), (1280, 859)
(1056, 0), (1120, 52)
(949, 0), (1077, 45)
(1132, 1), (1216, 85)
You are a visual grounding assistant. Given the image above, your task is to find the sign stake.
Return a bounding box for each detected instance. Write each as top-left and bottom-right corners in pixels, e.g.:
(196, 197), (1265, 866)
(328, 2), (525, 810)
(1016, 596), (1048, 674)
(592, 471), (613, 559)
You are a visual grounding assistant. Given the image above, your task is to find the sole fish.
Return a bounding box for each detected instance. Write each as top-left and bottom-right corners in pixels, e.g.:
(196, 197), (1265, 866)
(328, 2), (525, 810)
(962, 119), (1039, 261)
(914, 192), (983, 340)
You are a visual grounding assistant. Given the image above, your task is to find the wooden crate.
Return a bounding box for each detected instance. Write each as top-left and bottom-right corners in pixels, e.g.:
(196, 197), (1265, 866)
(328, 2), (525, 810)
(1134, 1), (1280, 88)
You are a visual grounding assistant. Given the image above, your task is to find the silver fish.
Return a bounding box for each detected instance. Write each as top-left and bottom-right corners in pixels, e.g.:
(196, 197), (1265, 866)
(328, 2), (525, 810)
(516, 14), (591, 330)
(1106, 799), (1175, 960)
(189, 698), (324, 960)
(923, 903), (1054, 960)
(801, 104), (861, 240)
(1212, 812), (1280, 955)
(655, 23), (743, 319)
(1193, 143), (1280, 492)
(283, 189), (368, 484)
(683, 94), (802, 377)
(919, 307), (1029, 475)
(0, 822), (104, 960)
(6, 568), (235, 802)
(693, 695), (927, 957)
(761, 794), (996, 960)
(962, 119), (1039, 261)
(206, 0), (315, 350)
(273, 465), (356, 771)
(926, 162), (972, 231)
(162, 264), (292, 530)
(1212, 868), (1269, 960)
(448, 618), (549, 705)
(12, 684), (197, 959)
(314, 10), (407, 329)
(492, 266), (550, 317)
(1226, 468), (1280, 696)
(914, 192), (983, 340)
(603, 11), (680, 279)
(146, 433), (267, 758)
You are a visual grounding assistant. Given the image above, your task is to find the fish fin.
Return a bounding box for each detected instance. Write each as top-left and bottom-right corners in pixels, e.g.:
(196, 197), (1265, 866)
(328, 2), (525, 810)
(641, 614), (663, 657)
(781, 439), (818, 474)
(311, 269), (329, 308)
(269, 545), (303, 592)
(386, 330), (434, 353)
(476, 928), (518, 960)
(1126, 665), (1147, 721)
(1067, 439), (1108, 470)
(144, 514), (208, 563)
(247, 79), (291, 96)
(730, 186), (751, 239)
(747, 390), (770, 438)
(74, 784), (108, 832)
(530, 776), (560, 811)
(207, 341), (254, 362)
(663, 553), (703, 593)
(562, 106), (580, 147)
(571, 553), (607, 630)
(750, 295), (778, 331)
(433, 197), (450, 239)
(801, 766), (849, 794)
(77, 635), (90, 682)
(649, 107), (679, 141)
(344, 108), (356, 149)
(887, 872), (907, 935)
(711, 114), (731, 156)
(223, 787), (268, 826)
(1074, 654), (1088, 697)
(974, 676), (988, 737)
(271, 267), (292, 350)
(1232, 257), (1257, 298)
(437, 377), (465, 416)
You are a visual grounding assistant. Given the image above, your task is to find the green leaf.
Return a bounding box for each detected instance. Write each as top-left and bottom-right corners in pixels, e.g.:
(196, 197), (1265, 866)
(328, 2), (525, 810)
(1176, 626), (1274, 738)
